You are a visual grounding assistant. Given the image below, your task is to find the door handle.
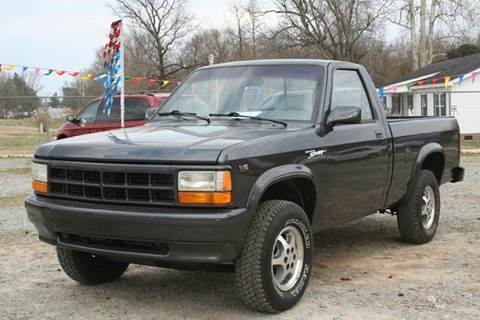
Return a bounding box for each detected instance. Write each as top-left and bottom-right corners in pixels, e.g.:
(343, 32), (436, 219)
(375, 130), (383, 138)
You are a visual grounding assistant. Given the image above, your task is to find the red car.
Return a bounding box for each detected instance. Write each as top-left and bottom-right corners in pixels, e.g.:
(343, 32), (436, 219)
(56, 93), (169, 139)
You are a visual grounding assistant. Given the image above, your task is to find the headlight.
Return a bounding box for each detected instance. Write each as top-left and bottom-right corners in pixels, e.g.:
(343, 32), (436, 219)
(32, 163), (48, 182)
(32, 162), (48, 193)
(177, 171), (232, 205)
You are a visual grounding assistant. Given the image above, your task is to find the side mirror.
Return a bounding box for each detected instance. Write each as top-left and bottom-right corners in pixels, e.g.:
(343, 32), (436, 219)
(327, 106), (362, 127)
(145, 107), (159, 122)
(66, 115), (75, 122)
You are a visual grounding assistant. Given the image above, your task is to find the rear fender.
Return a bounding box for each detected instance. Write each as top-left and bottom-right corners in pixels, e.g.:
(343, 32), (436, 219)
(408, 142), (444, 194)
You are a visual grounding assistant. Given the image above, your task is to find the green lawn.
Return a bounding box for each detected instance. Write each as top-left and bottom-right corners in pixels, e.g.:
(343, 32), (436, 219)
(0, 117), (65, 130)
(462, 140), (480, 149)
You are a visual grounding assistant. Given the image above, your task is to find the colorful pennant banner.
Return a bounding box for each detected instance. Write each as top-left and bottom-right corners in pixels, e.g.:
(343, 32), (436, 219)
(0, 62), (178, 88)
(377, 69), (480, 99)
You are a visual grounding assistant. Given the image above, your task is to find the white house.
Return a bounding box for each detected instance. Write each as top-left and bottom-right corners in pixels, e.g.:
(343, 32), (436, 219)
(382, 53), (480, 134)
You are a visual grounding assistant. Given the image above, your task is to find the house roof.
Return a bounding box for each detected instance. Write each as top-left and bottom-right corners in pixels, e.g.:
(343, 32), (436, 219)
(388, 53), (480, 86)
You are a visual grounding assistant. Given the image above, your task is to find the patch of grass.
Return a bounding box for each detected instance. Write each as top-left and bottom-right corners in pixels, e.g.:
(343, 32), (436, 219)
(0, 167), (31, 175)
(0, 133), (50, 156)
(462, 140), (480, 149)
(0, 117), (65, 130)
(0, 123), (56, 156)
(0, 119), (37, 127)
(0, 192), (29, 208)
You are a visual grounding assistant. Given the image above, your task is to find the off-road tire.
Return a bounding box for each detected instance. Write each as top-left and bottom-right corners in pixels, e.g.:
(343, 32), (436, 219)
(397, 170), (440, 244)
(235, 200), (313, 313)
(57, 247), (129, 285)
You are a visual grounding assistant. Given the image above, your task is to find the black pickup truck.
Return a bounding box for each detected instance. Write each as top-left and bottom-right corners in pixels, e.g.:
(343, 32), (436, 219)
(26, 60), (464, 313)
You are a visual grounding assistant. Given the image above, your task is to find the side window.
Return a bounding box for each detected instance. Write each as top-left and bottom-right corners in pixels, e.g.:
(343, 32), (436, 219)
(331, 70), (373, 121)
(76, 100), (100, 124)
(97, 98), (121, 122)
(125, 98), (150, 120)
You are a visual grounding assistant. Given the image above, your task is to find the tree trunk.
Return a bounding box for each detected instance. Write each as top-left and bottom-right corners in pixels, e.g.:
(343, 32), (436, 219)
(410, 0), (419, 71)
(418, 0), (428, 68)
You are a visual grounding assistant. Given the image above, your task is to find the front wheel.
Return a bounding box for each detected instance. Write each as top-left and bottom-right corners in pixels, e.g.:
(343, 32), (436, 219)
(235, 200), (313, 313)
(57, 247), (129, 285)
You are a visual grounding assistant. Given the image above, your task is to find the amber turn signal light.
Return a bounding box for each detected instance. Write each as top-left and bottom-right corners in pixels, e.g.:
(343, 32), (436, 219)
(178, 191), (232, 205)
(32, 180), (48, 193)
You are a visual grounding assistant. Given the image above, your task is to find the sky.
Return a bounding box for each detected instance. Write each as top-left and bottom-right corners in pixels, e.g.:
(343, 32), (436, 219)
(0, 0), (400, 96)
(0, 0), (239, 95)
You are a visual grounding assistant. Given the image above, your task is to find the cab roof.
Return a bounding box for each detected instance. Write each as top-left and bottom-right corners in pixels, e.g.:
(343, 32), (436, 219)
(198, 59), (360, 70)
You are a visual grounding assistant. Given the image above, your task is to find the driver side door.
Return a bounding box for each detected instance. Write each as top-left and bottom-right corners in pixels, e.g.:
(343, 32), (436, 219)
(313, 68), (391, 226)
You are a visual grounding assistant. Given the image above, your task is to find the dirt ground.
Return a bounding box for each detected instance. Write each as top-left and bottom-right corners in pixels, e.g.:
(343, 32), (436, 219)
(0, 157), (479, 320)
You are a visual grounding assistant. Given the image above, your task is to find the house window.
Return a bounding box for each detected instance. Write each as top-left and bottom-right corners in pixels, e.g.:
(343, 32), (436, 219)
(421, 94), (428, 116)
(392, 95), (401, 115)
(407, 94), (414, 115)
(434, 93), (447, 116)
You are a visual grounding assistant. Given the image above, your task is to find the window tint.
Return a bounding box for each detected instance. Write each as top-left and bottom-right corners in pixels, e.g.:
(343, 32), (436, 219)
(97, 98), (150, 121)
(331, 70), (373, 120)
(125, 99), (150, 120)
(77, 100), (100, 124)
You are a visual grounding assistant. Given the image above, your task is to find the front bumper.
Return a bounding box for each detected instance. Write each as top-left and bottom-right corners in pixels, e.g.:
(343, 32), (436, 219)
(25, 195), (250, 265)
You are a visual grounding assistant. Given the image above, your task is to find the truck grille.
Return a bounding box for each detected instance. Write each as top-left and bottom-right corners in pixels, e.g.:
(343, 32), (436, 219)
(48, 166), (176, 205)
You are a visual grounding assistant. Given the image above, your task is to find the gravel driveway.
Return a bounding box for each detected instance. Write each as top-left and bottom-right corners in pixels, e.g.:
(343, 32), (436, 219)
(0, 157), (479, 320)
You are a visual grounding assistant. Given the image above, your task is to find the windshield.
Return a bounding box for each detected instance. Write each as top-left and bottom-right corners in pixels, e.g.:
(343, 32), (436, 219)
(159, 65), (323, 121)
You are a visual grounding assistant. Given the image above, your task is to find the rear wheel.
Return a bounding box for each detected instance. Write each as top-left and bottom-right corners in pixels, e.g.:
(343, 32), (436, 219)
(57, 247), (129, 285)
(397, 170), (440, 244)
(235, 200), (313, 313)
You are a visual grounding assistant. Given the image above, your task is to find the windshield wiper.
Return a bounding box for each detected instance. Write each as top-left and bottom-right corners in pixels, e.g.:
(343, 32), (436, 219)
(209, 112), (287, 127)
(157, 110), (210, 124)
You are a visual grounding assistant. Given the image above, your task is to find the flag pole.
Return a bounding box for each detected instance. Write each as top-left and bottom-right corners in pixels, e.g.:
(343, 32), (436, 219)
(120, 20), (125, 128)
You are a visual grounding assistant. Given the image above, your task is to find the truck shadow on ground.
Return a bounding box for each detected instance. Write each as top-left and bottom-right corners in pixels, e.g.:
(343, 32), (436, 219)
(66, 215), (405, 314)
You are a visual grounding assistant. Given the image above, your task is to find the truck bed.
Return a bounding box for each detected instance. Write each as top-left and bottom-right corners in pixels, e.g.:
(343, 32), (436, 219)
(385, 116), (460, 205)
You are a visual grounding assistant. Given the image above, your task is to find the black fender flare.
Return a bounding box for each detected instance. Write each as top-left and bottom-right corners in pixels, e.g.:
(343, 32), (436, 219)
(408, 142), (445, 194)
(244, 164), (318, 225)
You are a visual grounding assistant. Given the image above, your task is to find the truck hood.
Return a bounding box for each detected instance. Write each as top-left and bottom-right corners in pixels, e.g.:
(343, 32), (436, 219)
(35, 122), (299, 163)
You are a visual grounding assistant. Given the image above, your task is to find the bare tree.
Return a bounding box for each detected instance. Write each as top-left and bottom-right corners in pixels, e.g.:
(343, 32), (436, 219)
(391, 0), (480, 70)
(178, 28), (233, 74)
(229, 3), (247, 59)
(111, 0), (194, 79)
(267, 0), (392, 62)
(241, 0), (263, 58)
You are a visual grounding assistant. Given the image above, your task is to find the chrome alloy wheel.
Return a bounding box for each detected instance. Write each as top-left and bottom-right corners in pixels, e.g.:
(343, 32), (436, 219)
(421, 186), (436, 229)
(271, 226), (305, 291)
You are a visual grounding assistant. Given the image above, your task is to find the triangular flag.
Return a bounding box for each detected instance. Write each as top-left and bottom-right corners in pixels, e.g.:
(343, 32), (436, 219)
(56, 70), (66, 76)
(418, 80), (425, 86)
(0, 64), (3, 72)
(459, 74), (465, 85)
(147, 79), (157, 86)
(80, 73), (93, 80)
(377, 87), (385, 99)
(392, 85), (397, 93)
(162, 80), (170, 87)
(125, 76), (131, 81)
(444, 76), (450, 89)
(6, 64), (14, 71)
(129, 77), (143, 83)
(44, 69), (53, 75)
(22, 66), (28, 72)
(67, 71), (80, 77)
(472, 71), (478, 83)
(432, 78), (437, 85)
